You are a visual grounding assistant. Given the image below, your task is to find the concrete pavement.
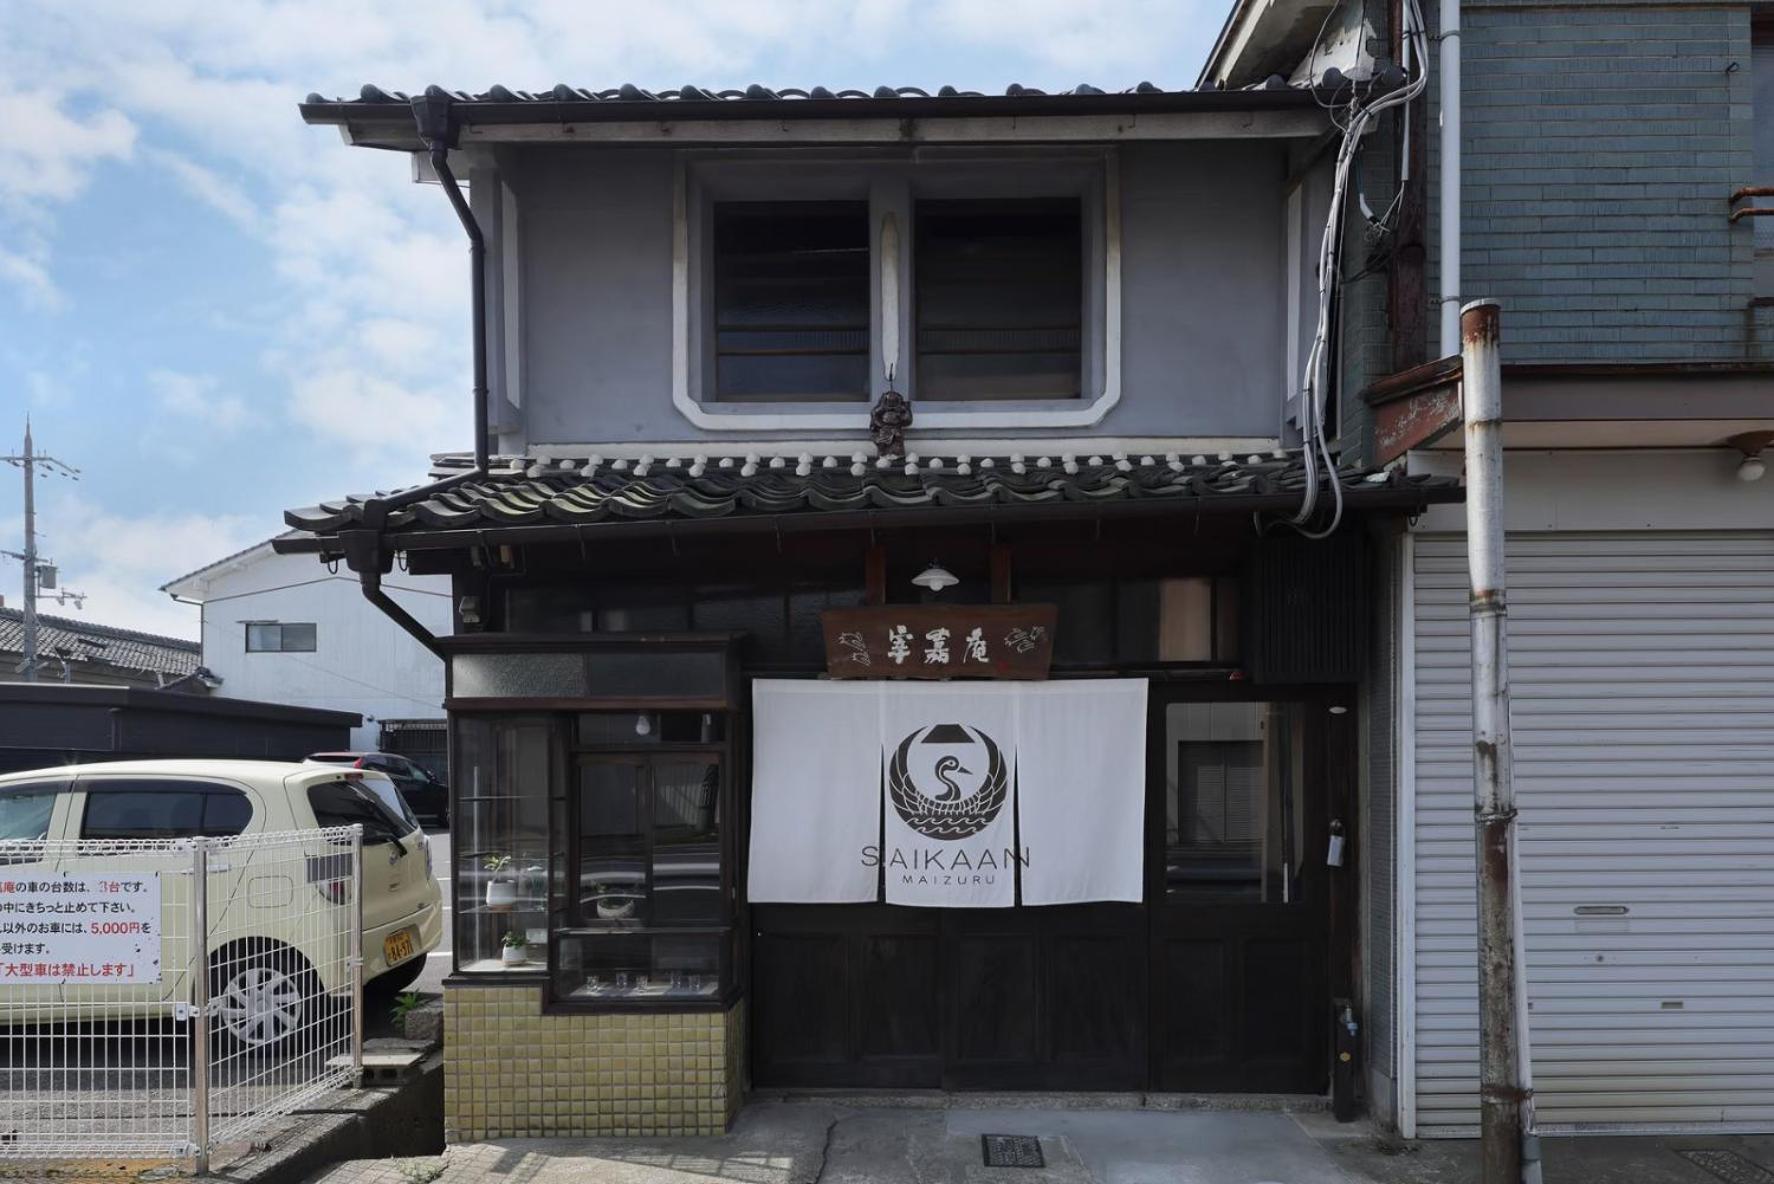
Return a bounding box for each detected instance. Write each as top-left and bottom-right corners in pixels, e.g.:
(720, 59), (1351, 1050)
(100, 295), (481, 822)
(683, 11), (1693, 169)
(296, 1099), (1774, 1184)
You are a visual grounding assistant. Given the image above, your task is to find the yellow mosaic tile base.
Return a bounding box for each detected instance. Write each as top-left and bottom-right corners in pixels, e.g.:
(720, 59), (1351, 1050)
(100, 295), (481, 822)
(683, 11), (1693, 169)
(443, 986), (746, 1140)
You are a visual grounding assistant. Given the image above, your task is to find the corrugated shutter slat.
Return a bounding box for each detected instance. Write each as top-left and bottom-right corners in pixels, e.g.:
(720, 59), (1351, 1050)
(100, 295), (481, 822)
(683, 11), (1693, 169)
(1411, 532), (1774, 1136)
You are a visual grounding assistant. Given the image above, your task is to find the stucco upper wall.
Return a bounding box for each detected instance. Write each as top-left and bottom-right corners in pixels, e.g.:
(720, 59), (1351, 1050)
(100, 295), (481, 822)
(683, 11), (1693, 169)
(500, 140), (1298, 449)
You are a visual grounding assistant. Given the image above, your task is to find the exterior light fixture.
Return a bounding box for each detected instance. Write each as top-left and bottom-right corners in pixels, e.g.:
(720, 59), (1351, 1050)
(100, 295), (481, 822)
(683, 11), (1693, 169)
(1727, 430), (1773, 483)
(634, 713), (654, 737)
(912, 562), (959, 593)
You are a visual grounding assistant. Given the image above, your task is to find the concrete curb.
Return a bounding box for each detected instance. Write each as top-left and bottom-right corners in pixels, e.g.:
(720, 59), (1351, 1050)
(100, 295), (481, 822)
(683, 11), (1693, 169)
(206, 1051), (443, 1184)
(747, 1089), (1331, 1113)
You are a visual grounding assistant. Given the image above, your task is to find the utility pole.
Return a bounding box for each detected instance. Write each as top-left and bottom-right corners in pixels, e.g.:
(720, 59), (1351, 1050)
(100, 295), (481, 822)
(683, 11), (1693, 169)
(1460, 301), (1539, 1184)
(3, 419), (83, 682)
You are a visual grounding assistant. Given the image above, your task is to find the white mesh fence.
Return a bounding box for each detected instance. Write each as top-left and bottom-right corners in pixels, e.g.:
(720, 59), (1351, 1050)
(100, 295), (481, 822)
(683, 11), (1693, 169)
(0, 828), (362, 1166)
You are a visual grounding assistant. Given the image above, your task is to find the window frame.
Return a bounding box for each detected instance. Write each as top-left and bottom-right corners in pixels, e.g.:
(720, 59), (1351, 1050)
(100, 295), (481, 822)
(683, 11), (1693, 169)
(244, 621), (318, 653)
(675, 148), (1121, 432)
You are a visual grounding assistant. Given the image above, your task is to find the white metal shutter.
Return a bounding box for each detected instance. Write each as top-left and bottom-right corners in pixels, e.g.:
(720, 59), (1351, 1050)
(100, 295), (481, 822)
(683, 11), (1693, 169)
(1412, 532), (1774, 1134)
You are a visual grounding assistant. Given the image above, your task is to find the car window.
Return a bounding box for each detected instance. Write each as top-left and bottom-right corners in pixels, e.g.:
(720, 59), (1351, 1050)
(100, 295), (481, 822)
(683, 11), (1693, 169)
(204, 791), (254, 836)
(307, 754), (356, 765)
(306, 779), (414, 843)
(359, 775), (419, 830)
(0, 785), (62, 841)
(81, 780), (254, 840)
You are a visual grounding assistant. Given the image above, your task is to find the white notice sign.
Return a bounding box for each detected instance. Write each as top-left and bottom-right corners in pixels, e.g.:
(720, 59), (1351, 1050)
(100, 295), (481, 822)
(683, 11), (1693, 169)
(0, 872), (162, 985)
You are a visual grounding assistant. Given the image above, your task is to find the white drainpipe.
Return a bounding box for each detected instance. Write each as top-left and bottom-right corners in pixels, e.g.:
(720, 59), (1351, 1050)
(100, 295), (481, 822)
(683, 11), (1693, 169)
(1438, 0), (1462, 355)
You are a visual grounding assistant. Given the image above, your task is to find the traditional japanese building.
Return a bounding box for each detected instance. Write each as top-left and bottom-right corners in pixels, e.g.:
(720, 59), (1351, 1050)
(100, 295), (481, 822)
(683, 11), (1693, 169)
(282, 65), (1457, 1137)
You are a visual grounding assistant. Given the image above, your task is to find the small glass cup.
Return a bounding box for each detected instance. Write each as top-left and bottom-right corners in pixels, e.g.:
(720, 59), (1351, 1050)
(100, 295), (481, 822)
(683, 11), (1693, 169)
(615, 971), (631, 992)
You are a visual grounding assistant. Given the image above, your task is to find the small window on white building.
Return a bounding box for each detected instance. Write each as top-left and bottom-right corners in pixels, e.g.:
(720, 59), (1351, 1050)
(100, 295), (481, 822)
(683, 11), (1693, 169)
(245, 622), (317, 652)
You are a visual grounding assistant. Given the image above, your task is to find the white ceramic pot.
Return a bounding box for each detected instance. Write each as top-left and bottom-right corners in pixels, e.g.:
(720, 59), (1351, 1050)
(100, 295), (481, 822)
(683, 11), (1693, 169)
(500, 944), (526, 966)
(486, 878), (518, 911)
(596, 897), (636, 921)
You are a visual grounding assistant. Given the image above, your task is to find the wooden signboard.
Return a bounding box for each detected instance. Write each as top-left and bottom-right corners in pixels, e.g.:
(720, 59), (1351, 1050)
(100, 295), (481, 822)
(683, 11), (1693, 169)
(821, 604), (1058, 680)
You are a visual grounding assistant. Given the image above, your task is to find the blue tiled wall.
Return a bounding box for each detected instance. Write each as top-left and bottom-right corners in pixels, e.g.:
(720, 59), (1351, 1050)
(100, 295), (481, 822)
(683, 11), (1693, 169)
(1424, 3), (1770, 361)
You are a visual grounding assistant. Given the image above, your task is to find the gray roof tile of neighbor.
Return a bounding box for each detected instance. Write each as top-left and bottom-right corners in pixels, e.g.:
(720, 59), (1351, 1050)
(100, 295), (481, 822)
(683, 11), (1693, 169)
(0, 608), (199, 678)
(282, 451), (1460, 541)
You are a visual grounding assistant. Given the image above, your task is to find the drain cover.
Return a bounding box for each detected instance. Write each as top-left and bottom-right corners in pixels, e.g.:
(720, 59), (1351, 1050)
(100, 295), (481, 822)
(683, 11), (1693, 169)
(1680, 1149), (1774, 1184)
(982, 1134), (1045, 1168)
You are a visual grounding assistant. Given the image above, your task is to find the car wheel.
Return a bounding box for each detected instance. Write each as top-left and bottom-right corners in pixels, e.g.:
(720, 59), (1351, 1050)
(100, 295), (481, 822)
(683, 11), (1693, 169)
(211, 949), (315, 1053)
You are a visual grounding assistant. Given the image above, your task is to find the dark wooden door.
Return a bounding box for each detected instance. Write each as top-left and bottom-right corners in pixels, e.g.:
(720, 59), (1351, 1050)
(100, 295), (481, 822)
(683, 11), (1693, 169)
(750, 902), (1145, 1089)
(1146, 688), (1339, 1093)
(749, 684), (1348, 1094)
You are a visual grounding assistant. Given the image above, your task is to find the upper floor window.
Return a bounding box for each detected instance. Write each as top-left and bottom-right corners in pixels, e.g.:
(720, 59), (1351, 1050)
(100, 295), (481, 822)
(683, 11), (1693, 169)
(712, 200), (870, 402)
(245, 622), (316, 652)
(682, 152), (1115, 426)
(915, 197), (1083, 401)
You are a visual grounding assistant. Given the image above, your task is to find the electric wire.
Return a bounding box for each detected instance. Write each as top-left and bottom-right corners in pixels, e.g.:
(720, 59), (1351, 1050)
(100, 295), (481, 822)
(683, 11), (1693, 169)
(1286, 0), (1429, 538)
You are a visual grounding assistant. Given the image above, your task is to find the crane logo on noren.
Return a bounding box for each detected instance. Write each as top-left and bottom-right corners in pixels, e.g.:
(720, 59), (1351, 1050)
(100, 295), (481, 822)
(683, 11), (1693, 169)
(885, 723), (1009, 841)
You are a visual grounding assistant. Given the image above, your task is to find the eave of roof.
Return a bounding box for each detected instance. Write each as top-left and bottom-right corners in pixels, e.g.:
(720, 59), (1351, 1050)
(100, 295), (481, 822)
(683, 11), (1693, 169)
(298, 79), (1361, 150)
(160, 531), (302, 597)
(274, 450), (1461, 556)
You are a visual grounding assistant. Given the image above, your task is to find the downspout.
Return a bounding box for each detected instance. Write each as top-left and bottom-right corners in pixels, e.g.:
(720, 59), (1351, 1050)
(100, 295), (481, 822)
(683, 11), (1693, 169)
(340, 86), (493, 658)
(1437, 0), (1461, 354)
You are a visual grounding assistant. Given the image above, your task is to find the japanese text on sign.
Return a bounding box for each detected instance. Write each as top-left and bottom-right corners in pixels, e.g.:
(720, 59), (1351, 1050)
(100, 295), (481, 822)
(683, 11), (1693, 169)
(822, 605), (1057, 680)
(0, 872), (162, 984)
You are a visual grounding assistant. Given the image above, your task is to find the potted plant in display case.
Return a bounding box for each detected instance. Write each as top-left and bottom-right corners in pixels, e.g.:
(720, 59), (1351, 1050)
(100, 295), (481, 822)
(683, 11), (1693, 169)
(501, 930), (528, 966)
(591, 883), (638, 921)
(484, 854), (517, 911)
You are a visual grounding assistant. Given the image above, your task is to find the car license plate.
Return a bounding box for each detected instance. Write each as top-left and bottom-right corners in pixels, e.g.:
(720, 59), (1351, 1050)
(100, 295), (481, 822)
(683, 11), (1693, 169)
(384, 928), (417, 966)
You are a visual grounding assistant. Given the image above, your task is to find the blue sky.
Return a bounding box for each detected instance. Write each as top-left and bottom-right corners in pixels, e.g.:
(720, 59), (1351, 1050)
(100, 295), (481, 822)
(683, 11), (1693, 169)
(0, 0), (1225, 637)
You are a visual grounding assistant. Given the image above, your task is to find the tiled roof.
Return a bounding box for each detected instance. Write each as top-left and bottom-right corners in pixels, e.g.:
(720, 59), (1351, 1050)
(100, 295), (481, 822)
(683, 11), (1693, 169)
(308, 79), (1306, 109)
(296, 77), (1359, 138)
(0, 608), (199, 678)
(282, 451), (1459, 541)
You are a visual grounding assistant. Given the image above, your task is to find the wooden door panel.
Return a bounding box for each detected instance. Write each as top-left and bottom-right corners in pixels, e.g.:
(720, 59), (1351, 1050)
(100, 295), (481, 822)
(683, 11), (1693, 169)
(1160, 939), (1230, 1062)
(1049, 933), (1144, 1065)
(949, 934), (1039, 1065)
(855, 931), (941, 1060)
(752, 932), (848, 1067)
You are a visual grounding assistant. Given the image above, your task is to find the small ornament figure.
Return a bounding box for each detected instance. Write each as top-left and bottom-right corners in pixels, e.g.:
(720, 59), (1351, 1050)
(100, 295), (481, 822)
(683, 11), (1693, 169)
(869, 388), (913, 458)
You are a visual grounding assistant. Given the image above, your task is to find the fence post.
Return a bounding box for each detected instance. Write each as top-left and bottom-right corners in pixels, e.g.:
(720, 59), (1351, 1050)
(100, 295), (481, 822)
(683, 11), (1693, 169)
(350, 824), (364, 1084)
(190, 838), (211, 1176)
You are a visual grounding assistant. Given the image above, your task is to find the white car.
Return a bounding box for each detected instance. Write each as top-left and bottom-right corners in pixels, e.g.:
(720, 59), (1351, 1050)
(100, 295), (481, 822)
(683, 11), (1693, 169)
(0, 760), (443, 1049)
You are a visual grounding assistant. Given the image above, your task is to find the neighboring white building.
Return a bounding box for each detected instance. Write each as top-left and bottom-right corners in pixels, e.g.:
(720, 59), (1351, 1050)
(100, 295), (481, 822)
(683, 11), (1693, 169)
(162, 533), (450, 753)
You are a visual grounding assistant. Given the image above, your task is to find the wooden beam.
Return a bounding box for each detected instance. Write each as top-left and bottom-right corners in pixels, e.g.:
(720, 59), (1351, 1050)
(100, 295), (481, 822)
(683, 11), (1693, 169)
(990, 545), (1013, 605)
(864, 544), (887, 606)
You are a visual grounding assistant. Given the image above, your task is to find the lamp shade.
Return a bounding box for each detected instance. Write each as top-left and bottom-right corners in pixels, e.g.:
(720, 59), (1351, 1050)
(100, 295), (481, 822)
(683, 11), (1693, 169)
(911, 562), (959, 592)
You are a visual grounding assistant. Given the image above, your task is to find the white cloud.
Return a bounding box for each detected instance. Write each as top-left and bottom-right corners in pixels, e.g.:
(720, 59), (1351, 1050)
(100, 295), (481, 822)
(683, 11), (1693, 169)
(144, 147), (258, 229)
(24, 494), (264, 639)
(149, 368), (251, 431)
(0, 88), (136, 207)
(0, 243), (61, 309)
(288, 364), (461, 465)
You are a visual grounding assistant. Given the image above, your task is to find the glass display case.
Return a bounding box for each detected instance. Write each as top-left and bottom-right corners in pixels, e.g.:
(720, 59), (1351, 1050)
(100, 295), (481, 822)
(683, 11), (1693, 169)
(444, 634), (739, 1006)
(549, 721), (732, 1004)
(452, 716), (553, 972)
